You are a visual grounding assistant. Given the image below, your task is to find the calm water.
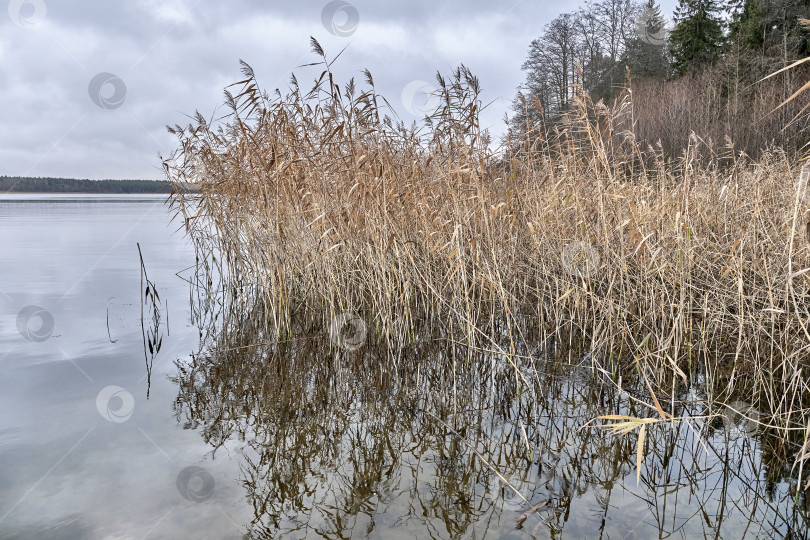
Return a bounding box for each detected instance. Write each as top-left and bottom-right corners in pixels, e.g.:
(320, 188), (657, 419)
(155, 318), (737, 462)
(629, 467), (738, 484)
(1, 195), (808, 539)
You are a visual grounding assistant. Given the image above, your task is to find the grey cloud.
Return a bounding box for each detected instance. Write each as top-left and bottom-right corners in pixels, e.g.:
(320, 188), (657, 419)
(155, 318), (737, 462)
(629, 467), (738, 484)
(1, 0), (676, 179)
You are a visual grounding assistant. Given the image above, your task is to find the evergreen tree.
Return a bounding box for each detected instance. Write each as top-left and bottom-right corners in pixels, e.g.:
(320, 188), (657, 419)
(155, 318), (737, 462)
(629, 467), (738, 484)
(623, 0), (671, 79)
(728, 0), (810, 61)
(668, 0), (725, 74)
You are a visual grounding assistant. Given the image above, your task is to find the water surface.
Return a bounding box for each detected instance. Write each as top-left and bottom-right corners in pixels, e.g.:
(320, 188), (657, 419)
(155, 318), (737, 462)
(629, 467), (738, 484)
(0, 195), (808, 539)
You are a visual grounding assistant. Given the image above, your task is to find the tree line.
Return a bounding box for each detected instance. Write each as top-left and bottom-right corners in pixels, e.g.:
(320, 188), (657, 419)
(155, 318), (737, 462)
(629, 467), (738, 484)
(510, 0), (810, 157)
(0, 176), (169, 193)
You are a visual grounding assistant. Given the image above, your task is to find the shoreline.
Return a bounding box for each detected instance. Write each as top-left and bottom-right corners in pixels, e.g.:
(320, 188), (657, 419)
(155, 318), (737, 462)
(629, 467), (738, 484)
(0, 191), (168, 195)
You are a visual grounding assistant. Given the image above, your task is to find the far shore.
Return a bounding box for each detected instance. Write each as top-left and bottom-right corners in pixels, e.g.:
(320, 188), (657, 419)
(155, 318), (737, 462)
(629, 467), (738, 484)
(0, 191), (168, 194)
(0, 176), (170, 195)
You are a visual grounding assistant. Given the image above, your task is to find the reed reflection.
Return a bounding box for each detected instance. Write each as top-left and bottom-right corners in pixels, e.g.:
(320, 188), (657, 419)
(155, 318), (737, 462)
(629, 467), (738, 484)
(171, 292), (810, 538)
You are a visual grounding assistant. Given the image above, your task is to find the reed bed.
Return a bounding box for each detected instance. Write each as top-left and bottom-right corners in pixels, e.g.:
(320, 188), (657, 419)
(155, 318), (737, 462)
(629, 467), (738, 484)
(165, 42), (810, 472)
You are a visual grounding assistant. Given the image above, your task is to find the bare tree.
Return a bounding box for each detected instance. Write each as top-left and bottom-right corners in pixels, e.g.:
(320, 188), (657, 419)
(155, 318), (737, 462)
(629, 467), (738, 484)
(520, 13), (581, 121)
(509, 1), (643, 140)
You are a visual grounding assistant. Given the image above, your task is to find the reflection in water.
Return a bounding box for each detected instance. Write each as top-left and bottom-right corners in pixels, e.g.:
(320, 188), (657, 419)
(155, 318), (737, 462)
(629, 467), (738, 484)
(138, 243), (164, 399)
(171, 291), (810, 538)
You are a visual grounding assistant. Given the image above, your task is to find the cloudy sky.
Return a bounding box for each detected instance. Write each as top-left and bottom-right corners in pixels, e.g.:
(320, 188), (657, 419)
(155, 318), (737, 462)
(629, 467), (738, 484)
(2, 0), (677, 180)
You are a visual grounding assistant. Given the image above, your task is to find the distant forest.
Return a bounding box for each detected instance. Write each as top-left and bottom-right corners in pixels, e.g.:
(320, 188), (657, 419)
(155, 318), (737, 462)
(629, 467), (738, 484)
(0, 176), (169, 193)
(510, 0), (810, 158)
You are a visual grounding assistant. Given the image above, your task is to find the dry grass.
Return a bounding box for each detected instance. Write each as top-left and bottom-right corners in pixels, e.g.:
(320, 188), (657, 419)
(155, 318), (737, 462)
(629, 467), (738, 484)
(164, 41), (810, 480)
(629, 60), (810, 159)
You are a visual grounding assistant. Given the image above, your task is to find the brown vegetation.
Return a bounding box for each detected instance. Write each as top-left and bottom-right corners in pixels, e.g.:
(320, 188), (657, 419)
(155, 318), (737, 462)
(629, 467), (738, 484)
(165, 43), (810, 487)
(630, 60), (810, 158)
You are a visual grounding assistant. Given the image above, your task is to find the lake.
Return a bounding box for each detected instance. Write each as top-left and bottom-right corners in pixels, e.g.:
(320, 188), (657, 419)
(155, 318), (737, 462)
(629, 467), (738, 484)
(0, 195), (807, 538)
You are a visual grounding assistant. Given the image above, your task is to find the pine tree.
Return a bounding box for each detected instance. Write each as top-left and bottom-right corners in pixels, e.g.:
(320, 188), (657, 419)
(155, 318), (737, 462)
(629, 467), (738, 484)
(728, 0), (810, 61)
(668, 0), (725, 75)
(623, 0), (671, 79)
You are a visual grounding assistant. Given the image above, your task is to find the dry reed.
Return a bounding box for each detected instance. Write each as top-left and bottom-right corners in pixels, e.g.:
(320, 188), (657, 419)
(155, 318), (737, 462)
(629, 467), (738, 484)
(164, 40), (810, 480)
